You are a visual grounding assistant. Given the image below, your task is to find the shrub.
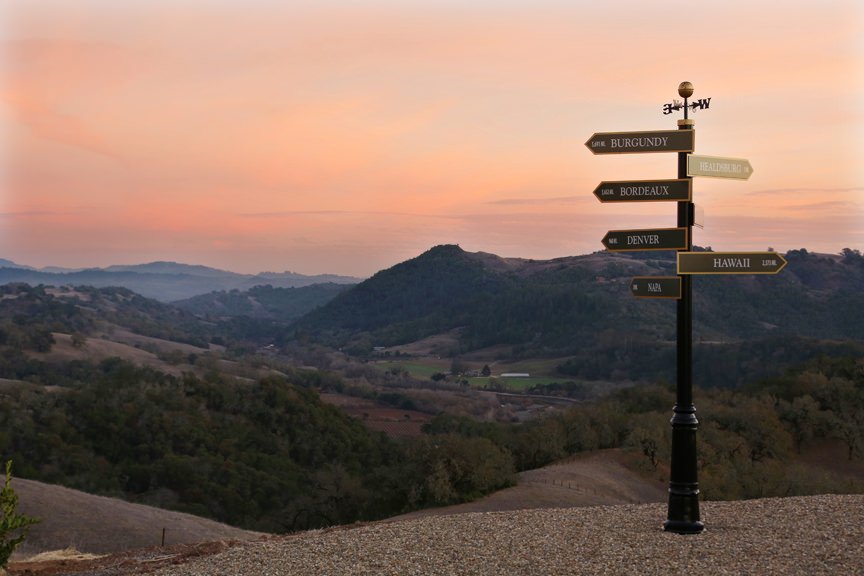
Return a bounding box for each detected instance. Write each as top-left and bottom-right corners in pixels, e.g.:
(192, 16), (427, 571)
(1, 460), (40, 567)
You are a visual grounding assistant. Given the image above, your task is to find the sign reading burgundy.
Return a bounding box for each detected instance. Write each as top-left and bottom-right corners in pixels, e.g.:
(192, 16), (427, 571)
(585, 129), (694, 154)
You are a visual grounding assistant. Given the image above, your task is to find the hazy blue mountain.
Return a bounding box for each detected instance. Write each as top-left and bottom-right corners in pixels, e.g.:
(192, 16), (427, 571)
(39, 266), (90, 273)
(0, 259), (362, 302)
(0, 258), (33, 270)
(103, 261), (237, 277)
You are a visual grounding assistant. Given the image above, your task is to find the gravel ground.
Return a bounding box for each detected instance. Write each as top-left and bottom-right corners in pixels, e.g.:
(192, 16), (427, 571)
(145, 494), (863, 576)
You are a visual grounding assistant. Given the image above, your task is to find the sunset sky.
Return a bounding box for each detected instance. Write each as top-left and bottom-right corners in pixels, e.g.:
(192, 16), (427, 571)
(2, 0), (862, 277)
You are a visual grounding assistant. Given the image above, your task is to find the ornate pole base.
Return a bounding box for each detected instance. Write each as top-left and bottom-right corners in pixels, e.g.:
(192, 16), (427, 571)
(664, 403), (704, 534)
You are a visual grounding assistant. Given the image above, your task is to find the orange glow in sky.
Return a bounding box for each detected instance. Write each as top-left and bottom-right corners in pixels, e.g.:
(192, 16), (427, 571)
(2, 0), (862, 276)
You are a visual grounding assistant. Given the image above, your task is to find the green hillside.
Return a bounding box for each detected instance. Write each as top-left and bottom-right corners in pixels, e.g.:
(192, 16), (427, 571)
(0, 284), (213, 349)
(294, 245), (515, 349)
(292, 245), (864, 356)
(174, 283), (351, 322)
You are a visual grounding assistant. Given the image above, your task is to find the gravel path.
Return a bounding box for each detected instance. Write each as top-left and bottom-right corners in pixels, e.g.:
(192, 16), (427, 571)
(148, 494), (864, 575)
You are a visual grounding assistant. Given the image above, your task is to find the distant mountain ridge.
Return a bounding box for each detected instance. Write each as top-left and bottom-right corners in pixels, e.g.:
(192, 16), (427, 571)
(0, 258), (35, 270)
(0, 259), (361, 302)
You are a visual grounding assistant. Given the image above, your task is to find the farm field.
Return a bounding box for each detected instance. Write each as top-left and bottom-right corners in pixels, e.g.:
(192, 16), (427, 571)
(467, 375), (567, 391)
(318, 392), (433, 437)
(373, 356), (592, 393)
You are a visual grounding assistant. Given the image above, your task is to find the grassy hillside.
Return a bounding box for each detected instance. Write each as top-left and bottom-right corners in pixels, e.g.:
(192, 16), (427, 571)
(286, 246), (864, 388)
(294, 245), (514, 350)
(12, 477), (264, 557)
(173, 283), (351, 323)
(294, 246), (864, 354)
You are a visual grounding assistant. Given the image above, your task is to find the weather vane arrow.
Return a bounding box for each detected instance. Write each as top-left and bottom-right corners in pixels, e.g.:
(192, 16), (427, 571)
(662, 81), (712, 117)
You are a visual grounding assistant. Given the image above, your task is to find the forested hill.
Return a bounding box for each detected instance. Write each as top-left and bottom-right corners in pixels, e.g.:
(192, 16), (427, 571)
(293, 245), (864, 356)
(0, 284), (214, 349)
(173, 283), (352, 323)
(293, 244), (516, 347)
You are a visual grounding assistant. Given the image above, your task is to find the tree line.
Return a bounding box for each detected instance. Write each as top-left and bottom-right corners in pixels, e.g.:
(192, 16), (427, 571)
(426, 354), (864, 499)
(0, 358), (514, 532)
(2, 352), (862, 534)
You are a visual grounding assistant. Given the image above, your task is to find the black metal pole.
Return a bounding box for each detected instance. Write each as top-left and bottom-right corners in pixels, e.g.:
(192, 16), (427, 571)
(664, 104), (704, 534)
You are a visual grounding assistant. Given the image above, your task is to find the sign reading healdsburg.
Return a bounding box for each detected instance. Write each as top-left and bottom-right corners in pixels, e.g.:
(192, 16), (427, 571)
(687, 155), (753, 180)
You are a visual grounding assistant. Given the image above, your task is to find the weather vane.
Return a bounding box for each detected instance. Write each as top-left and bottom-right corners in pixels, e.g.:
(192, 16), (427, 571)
(662, 81), (711, 118)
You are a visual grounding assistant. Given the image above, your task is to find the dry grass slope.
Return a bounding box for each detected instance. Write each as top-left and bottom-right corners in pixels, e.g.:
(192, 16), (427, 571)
(392, 450), (666, 521)
(11, 479), (263, 559)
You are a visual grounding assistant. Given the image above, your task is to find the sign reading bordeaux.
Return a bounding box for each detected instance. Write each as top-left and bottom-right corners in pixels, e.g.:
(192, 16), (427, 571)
(585, 129), (694, 154)
(593, 179), (691, 203)
(677, 252), (788, 275)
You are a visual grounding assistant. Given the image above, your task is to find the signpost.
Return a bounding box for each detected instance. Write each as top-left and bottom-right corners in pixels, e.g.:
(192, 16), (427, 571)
(584, 129), (693, 154)
(667, 85), (702, 534)
(586, 81), (784, 535)
(687, 154), (753, 180)
(677, 252), (787, 275)
(592, 179), (691, 203)
(601, 228), (688, 252)
(630, 277), (682, 299)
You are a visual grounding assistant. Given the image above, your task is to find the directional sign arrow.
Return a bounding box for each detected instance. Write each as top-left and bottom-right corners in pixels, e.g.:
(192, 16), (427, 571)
(630, 277), (682, 299)
(677, 252), (788, 275)
(593, 179), (691, 203)
(687, 155), (753, 180)
(585, 129), (694, 154)
(602, 227), (688, 252)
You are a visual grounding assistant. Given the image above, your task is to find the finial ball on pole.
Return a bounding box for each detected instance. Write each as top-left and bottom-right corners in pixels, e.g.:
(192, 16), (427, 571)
(678, 82), (694, 98)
